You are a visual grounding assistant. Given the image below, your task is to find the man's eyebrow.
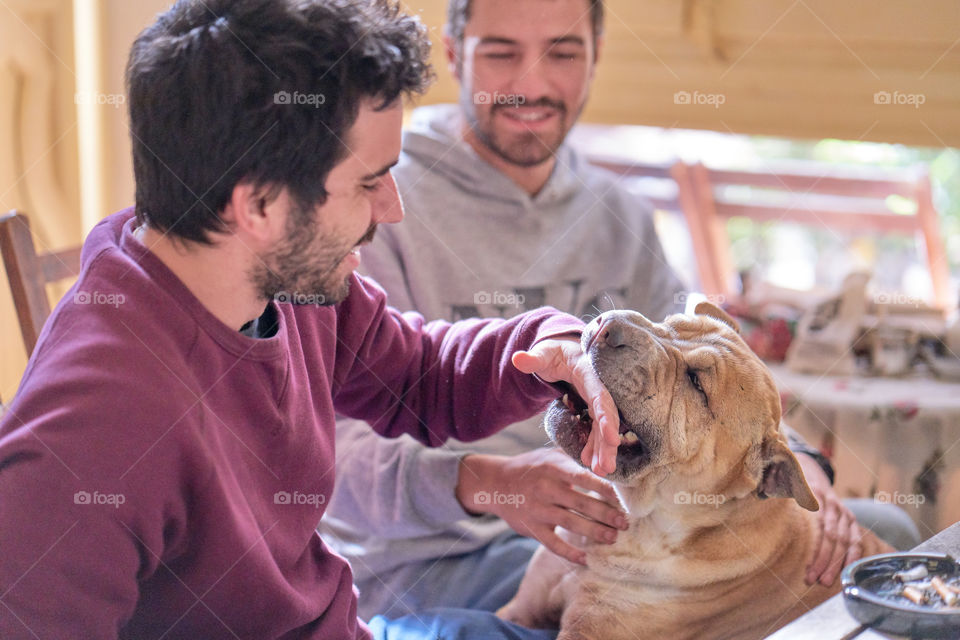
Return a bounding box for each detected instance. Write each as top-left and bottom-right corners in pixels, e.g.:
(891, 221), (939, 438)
(477, 36), (519, 46)
(549, 36), (586, 47)
(360, 160), (399, 181)
(476, 35), (586, 47)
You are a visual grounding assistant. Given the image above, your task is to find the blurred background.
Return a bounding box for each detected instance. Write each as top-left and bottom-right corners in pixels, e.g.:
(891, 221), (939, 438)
(1, 0), (958, 399)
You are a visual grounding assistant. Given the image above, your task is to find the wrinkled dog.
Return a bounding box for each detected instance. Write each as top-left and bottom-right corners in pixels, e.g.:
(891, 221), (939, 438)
(498, 303), (891, 640)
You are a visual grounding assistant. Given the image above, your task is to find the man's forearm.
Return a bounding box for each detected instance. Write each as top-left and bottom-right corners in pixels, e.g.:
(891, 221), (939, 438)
(327, 420), (474, 537)
(784, 424), (834, 485)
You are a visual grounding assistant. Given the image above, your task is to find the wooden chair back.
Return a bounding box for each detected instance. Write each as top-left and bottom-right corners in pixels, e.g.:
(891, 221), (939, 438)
(0, 211), (82, 356)
(588, 158), (950, 309)
(692, 162), (950, 308)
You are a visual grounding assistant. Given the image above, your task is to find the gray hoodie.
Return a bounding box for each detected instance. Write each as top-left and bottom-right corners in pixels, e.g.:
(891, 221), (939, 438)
(319, 104), (687, 618)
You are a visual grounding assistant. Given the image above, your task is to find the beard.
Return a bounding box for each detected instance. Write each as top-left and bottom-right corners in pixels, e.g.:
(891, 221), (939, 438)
(462, 95), (577, 167)
(250, 199), (376, 307)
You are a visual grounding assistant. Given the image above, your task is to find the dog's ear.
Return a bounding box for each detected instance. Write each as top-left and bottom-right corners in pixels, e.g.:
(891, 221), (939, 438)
(757, 436), (819, 511)
(694, 301), (741, 334)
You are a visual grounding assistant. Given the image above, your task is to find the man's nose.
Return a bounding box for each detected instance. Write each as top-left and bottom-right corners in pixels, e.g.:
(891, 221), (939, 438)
(372, 172), (404, 225)
(508, 55), (554, 102)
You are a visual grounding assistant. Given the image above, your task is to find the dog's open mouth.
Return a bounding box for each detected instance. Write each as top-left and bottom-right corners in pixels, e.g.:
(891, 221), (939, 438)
(548, 381), (650, 472)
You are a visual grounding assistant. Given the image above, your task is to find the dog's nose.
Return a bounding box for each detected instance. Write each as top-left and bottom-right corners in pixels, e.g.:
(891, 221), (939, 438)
(600, 322), (627, 349)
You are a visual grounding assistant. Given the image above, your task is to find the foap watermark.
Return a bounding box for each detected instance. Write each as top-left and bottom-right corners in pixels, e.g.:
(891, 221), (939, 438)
(473, 91), (526, 107)
(74, 91), (126, 109)
(274, 291), (326, 306)
(674, 291), (726, 309)
(274, 490), (327, 509)
(674, 90), (725, 109)
(874, 91), (925, 109)
(874, 292), (923, 307)
(474, 490), (526, 508)
(675, 490), (726, 507)
(274, 91), (327, 108)
(74, 490), (126, 509)
(876, 491), (925, 506)
(474, 291), (525, 308)
(74, 291), (126, 308)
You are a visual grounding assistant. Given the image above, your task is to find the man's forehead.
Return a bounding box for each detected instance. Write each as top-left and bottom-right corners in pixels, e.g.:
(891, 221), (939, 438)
(340, 100), (403, 173)
(465, 0), (594, 40)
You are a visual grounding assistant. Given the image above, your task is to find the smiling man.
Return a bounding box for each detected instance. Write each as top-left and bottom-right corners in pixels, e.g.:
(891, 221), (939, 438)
(456, 2), (596, 192)
(0, 1), (621, 639)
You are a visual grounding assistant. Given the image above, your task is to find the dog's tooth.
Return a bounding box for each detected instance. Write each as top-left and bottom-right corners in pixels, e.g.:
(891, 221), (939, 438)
(562, 394), (570, 409)
(623, 431), (639, 444)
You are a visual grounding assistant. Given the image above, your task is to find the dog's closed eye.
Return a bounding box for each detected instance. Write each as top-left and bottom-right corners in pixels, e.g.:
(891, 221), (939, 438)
(687, 369), (705, 395)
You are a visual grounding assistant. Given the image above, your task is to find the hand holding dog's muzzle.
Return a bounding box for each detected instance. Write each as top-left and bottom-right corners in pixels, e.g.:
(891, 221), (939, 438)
(512, 337), (621, 476)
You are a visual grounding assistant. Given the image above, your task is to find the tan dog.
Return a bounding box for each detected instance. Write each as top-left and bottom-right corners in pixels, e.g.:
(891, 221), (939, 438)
(498, 303), (891, 640)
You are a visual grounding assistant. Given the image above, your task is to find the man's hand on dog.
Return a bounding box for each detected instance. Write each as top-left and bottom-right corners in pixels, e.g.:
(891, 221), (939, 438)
(456, 449), (628, 565)
(512, 337), (621, 476)
(797, 453), (863, 586)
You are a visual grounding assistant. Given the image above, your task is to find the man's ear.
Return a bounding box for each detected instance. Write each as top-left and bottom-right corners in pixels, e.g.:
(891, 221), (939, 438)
(694, 301), (741, 334)
(442, 33), (461, 81)
(592, 35), (604, 67)
(757, 436), (819, 512)
(227, 181), (282, 244)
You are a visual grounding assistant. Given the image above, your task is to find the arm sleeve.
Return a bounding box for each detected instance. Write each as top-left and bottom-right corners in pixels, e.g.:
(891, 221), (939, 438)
(330, 274), (582, 447)
(326, 422), (470, 537)
(0, 458), (140, 639)
(0, 386), (181, 639)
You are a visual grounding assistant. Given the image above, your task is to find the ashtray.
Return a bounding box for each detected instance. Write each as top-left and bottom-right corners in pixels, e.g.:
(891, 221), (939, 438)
(842, 552), (960, 638)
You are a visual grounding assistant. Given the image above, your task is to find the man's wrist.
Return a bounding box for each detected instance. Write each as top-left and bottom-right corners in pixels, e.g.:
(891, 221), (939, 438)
(795, 449), (835, 486)
(455, 454), (502, 516)
(785, 427), (835, 486)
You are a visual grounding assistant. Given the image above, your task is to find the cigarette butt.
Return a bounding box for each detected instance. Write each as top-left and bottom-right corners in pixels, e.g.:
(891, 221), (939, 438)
(932, 576), (958, 606)
(903, 585), (926, 605)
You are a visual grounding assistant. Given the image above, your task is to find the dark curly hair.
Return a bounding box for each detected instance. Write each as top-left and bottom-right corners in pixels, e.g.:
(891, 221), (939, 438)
(126, 0), (432, 244)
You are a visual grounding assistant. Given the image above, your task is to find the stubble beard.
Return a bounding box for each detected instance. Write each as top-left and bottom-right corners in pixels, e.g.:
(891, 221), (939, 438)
(251, 203), (371, 307)
(462, 95), (579, 168)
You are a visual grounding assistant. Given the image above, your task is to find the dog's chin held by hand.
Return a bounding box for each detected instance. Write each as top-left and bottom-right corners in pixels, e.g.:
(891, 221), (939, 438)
(543, 386), (653, 483)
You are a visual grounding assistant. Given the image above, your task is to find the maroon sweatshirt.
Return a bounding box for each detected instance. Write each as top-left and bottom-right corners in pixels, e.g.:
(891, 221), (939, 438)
(0, 210), (581, 639)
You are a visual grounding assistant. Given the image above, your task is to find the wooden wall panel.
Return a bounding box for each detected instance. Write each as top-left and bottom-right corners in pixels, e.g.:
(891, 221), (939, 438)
(403, 0), (960, 147)
(0, 0), (79, 402)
